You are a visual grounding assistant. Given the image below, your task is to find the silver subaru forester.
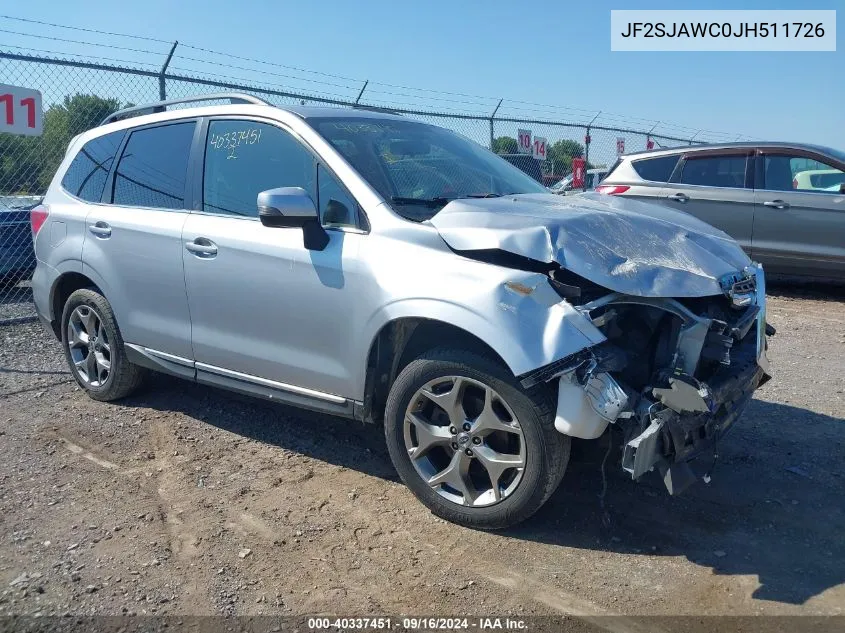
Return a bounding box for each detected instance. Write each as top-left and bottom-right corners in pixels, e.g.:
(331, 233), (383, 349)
(31, 94), (771, 529)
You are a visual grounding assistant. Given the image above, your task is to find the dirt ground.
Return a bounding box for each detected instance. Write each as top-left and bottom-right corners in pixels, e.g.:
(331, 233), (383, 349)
(0, 284), (843, 622)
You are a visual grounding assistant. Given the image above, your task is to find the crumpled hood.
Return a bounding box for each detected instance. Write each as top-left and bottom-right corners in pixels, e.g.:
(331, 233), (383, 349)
(428, 192), (752, 297)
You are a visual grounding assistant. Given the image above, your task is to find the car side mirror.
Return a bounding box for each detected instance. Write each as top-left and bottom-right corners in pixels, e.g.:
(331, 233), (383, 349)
(840, 183), (845, 194)
(257, 187), (328, 251)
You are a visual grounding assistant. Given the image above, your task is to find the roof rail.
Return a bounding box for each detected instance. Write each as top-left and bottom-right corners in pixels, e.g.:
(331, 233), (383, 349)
(352, 104), (400, 115)
(99, 92), (272, 126)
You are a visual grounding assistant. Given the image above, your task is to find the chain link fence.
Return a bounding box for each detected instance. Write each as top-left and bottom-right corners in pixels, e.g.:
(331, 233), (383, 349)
(1, 50), (713, 321)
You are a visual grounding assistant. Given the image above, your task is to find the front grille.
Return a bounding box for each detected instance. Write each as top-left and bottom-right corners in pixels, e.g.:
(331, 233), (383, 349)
(730, 277), (756, 296)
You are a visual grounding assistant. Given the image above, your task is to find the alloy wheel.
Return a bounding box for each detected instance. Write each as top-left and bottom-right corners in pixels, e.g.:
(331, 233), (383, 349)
(67, 305), (112, 387)
(403, 375), (526, 507)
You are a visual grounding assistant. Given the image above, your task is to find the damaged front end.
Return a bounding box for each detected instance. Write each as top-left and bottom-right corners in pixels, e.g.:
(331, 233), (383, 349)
(428, 192), (772, 496)
(520, 264), (772, 496)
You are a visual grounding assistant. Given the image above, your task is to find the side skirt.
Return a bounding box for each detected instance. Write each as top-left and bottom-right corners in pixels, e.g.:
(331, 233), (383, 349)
(124, 344), (361, 420)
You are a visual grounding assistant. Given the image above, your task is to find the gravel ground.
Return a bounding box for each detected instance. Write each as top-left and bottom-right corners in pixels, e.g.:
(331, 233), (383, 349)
(0, 284), (35, 322)
(0, 285), (843, 621)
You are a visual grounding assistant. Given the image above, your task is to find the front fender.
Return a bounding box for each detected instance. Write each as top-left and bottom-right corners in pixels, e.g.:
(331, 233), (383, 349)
(355, 273), (606, 396)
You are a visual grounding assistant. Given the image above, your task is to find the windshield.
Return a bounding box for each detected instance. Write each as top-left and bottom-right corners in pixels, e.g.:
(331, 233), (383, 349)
(313, 117), (547, 221)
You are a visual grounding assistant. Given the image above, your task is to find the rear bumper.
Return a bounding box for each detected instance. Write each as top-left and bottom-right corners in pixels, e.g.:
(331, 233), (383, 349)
(31, 262), (59, 339)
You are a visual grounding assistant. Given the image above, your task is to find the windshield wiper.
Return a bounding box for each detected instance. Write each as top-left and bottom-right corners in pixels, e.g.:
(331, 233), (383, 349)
(465, 192), (525, 198)
(390, 193), (521, 207)
(390, 196), (456, 208)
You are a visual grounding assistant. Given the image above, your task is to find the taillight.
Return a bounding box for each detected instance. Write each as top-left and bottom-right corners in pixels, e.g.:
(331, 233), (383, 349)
(595, 185), (630, 195)
(30, 204), (49, 235)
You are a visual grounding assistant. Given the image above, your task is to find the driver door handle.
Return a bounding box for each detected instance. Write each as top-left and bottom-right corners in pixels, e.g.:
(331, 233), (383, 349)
(763, 200), (790, 210)
(669, 192), (689, 203)
(185, 238), (218, 258)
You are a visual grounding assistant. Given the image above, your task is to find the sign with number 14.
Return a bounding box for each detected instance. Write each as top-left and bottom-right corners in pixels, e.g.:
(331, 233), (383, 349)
(532, 137), (547, 161)
(0, 84), (43, 136)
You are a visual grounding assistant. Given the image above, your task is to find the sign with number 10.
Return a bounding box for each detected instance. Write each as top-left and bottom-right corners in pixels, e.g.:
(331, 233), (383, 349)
(0, 84), (43, 136)
(517, 129), (532, 154)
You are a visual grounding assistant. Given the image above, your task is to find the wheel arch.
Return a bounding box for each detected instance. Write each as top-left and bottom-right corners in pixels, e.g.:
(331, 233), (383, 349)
(50, 271), (103, 338)
(361, 317), (513, 425)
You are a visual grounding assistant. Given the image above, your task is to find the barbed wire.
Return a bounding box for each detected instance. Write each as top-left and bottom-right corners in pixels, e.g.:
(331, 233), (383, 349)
(0, 13), (756, 141)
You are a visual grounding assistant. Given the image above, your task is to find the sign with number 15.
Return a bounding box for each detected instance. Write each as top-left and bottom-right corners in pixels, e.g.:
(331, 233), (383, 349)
(0, 84), (43, 137)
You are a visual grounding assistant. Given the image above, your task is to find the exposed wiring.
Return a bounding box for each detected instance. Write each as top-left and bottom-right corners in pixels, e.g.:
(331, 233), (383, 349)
(599, 429), (613, 529)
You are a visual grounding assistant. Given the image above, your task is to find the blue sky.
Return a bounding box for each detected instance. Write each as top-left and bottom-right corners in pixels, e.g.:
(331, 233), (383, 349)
(2, 0), (843, 148)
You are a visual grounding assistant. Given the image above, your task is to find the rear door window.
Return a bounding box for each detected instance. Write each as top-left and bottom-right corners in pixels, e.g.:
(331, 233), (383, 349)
(632, 155), (679, 183)
(678, 155), (747, 188)
(61, 131), (125, 202)
(112, 122), (196, 210)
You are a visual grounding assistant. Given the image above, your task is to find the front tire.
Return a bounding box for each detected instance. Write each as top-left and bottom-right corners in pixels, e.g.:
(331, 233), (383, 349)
(61, 288), (145, 401)
(384, 348), (569, 530)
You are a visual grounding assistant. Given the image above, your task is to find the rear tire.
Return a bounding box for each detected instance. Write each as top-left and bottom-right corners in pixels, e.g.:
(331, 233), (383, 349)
(384, 347), (569, 530)
(61, 288), (145, 401)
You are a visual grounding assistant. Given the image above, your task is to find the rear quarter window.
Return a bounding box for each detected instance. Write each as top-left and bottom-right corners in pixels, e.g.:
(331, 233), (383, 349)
(632, 155), (679, 182)
(60, 131), (125, 202)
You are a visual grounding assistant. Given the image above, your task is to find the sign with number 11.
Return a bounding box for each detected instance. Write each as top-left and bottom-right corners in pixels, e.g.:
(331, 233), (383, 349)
(0, 84), (43, 136)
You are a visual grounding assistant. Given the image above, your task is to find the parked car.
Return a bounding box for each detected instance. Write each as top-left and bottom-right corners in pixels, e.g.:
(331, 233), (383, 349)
(549, 168), (609, 194)
(792, 168), (845, 191)
(548, 174), (572, 193)
(32, 94), (771, 529)
(498, 153), (544, 184)
(597, 142), (845, 280)
(0, 195), (40, 291)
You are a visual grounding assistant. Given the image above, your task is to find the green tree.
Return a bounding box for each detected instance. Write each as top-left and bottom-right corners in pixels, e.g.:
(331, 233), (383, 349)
(0, 134), (41, 194)
(37, 94), (122, 190)
(546, 139), (585, 176)
(1, 94), (125, 194)
(491, 136), (518, 154)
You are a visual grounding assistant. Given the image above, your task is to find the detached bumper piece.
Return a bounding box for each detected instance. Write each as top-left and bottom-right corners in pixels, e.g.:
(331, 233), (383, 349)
(622, 327), (764, 495)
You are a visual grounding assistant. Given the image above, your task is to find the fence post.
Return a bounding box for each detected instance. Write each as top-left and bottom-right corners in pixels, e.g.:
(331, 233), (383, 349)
(489, 99), (503, 150)
(355, 80), (369, 105)
(158, 41), (179, 102)
(584, 111), (601, 191)
(647, 121), (660, 150)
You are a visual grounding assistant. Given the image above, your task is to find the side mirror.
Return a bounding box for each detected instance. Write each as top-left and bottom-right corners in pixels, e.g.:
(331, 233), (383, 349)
(840, 182), (845, 194)
(258, 187), (317, 227)
(257, 187), (328, 251)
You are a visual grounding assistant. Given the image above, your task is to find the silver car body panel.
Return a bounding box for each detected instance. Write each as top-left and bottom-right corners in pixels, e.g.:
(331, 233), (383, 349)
(429, 191), (752, 298)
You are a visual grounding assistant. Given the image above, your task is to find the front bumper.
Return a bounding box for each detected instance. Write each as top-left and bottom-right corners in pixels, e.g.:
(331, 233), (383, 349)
(546, 263), (771, 495)
(622, 327), (764, 489)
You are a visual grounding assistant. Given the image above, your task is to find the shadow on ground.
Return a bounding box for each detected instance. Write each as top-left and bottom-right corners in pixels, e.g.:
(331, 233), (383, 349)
(767, 279), (845, 303)
(519, 398), (845, 606)
(121, 374), (845, 607)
